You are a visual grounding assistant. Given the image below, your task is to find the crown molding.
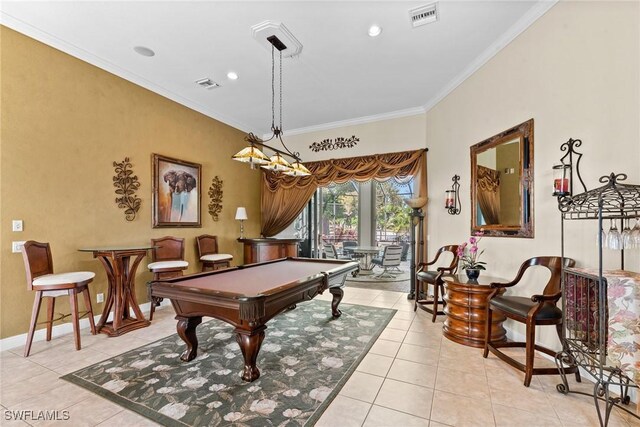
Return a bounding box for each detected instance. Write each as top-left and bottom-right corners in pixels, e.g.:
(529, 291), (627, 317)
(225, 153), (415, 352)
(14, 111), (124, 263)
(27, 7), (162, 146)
(423, 0), (558, 113)
(0, 11), (253, 133)
(282, 106), (426, 137)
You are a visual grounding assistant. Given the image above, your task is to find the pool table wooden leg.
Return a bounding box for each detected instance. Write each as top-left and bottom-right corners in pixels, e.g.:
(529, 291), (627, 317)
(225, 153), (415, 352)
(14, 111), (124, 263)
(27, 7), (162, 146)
(176, 316), (202, 362)
(329, 287), (344, 318)
(235, 326), (266, 382)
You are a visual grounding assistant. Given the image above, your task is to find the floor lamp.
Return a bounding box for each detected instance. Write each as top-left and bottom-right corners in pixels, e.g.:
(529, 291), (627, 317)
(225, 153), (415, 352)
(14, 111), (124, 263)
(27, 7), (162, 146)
(405, 197), (427, 300)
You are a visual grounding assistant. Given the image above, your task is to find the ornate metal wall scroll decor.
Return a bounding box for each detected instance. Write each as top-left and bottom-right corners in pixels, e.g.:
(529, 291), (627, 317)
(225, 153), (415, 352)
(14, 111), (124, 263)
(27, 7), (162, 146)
(113, 157), (142, 221)
(309, 135), (359, 152)
(208, 176), (224, 221)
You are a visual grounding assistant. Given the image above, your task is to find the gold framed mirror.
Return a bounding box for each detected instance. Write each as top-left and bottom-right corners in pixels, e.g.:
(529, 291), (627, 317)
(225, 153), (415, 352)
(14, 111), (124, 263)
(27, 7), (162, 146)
(470, 119), (534, 238)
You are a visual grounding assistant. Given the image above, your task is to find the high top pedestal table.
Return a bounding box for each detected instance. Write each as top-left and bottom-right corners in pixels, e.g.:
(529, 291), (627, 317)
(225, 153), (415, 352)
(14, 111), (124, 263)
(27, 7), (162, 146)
(79, 246), (153, 336)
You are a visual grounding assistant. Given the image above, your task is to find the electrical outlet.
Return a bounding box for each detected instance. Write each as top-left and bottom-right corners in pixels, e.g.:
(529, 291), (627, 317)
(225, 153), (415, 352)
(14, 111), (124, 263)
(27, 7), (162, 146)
(12, 241), (26, 253)
(12, 220), (23, 232)
(96, 293), (104, 303)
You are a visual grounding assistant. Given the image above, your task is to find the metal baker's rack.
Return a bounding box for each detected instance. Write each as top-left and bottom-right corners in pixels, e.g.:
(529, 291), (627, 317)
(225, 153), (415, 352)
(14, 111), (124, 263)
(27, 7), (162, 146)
(553, 139), (640, 426)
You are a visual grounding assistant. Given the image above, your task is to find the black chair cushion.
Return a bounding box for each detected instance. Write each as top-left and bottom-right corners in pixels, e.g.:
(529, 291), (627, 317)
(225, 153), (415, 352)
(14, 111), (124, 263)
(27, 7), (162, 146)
(371, 257), (382, 266)
(490, 296), (562, 321)
(416, 270), (439, 284)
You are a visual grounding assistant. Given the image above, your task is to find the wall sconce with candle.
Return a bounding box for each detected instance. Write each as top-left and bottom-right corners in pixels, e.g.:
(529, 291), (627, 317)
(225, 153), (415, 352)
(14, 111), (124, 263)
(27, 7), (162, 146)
(446, 175), (461, 215)
(235, 207), (248, 239)
(553, 138), (587, 198)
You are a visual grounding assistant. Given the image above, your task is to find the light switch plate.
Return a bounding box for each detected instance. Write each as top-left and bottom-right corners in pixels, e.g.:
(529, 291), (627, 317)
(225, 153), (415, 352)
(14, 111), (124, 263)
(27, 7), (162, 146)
(12, 241), (26, 253)
(12, 220), (23, 232)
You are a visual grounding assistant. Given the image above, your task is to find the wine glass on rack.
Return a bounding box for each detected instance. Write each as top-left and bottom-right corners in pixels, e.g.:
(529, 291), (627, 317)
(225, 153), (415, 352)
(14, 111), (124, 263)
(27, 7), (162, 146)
(607, 219), (622, 250)
(631, 218), (640, 249)
(621, 219), (633, 249)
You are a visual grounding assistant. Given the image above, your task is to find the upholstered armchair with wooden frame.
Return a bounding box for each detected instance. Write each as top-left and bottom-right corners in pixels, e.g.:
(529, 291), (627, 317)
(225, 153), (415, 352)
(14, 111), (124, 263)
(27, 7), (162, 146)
(414, 245), (459, 322)
(483, 256), (581, 387)
(148, 236), (188, 321)
(21, 241), (96, 357)
(196, 235), (233, 272)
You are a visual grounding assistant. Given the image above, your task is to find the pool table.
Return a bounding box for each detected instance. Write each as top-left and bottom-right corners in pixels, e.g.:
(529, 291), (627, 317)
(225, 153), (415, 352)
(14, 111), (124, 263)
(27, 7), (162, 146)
(149, 257), (358, 382)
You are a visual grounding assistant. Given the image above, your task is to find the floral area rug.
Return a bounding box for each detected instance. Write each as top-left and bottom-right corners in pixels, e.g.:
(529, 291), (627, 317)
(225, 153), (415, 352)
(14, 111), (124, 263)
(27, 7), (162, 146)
(62, 301), (395, 426)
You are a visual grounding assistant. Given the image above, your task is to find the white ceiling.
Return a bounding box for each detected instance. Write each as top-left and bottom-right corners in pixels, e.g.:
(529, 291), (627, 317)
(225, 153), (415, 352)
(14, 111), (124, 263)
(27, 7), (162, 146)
(1, 1), (555, 135)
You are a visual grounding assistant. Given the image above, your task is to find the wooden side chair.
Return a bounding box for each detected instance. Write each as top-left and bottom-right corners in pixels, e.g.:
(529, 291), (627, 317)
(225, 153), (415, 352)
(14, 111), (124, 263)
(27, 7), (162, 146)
(21, 241), (96, 357)
(196, 235), (233, 272)
(148, 236), (188, 320)
(483, 256), (580, 387)
(371, 245), (403, 278)
(414, 245), (459, 322)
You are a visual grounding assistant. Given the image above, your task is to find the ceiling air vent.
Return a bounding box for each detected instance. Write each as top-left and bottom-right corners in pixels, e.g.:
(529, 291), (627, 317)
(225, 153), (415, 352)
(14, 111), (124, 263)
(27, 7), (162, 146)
(409, 3), (439, 28)
(195, 78), (221, 90)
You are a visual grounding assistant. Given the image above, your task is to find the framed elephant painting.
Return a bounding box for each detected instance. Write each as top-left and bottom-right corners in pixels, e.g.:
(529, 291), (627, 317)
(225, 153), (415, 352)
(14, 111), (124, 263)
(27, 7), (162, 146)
(152, 154), (201, 228)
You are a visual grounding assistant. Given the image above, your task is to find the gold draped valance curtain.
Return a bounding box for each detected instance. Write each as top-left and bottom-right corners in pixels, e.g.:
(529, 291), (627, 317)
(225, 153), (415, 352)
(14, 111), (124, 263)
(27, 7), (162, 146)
(261, 149), (427, 238)
(477, 165), (501, 225)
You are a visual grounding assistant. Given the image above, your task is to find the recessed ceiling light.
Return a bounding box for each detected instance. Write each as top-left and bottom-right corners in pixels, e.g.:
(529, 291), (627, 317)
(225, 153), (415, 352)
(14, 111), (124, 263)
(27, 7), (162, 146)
(133, 46), (155, 57)
(227, 71), (239, 80)
(368, 25), (382, 37)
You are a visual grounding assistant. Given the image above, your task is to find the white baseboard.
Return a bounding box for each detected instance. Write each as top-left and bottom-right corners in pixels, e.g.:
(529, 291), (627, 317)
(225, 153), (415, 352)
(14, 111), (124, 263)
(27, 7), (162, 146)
(0, 300), (171, 352)
(506, 328), (637, 404)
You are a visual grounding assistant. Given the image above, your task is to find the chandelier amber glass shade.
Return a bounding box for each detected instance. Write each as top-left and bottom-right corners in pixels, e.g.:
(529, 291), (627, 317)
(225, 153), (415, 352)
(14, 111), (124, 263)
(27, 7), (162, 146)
(284, 161), (311, 176)
(232, 145), (270, 165)
(262, 153), (292, 171)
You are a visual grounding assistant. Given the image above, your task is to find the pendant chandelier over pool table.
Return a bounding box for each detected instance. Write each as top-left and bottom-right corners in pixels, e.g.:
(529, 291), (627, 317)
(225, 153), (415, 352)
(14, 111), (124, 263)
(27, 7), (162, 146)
(232, 35), (311, 177)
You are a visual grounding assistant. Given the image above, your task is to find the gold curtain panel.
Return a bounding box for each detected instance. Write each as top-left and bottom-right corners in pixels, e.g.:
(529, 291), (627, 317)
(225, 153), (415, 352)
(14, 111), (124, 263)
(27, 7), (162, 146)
(261, 149), (427, 239)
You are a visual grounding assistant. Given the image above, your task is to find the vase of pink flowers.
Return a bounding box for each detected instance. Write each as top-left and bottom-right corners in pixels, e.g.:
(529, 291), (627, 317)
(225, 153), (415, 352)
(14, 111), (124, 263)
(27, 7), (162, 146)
(457, 233), (486, 281)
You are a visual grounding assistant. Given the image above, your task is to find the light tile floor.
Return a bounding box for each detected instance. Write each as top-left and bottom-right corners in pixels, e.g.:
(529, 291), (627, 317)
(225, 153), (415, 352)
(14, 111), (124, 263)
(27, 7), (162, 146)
(1, 287), (638, 426)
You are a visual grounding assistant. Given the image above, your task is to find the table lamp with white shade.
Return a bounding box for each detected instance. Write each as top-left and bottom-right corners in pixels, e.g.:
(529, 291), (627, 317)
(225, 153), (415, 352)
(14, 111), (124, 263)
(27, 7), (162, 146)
(235, 207), (248, 239)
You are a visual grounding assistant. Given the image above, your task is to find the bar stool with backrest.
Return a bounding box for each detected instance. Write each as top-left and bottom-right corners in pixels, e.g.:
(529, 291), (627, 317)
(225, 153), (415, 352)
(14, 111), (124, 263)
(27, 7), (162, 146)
(414, 245), (460, 322)
(148, 236), (188, 321)
(21, 241), (96, 357)
(483, 256), (581, 387)
(196, 235), (233, 272)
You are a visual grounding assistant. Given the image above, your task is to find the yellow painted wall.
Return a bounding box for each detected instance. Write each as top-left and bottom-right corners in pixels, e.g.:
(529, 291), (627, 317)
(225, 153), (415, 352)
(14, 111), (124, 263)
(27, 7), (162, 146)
(0, 27), (262, 339)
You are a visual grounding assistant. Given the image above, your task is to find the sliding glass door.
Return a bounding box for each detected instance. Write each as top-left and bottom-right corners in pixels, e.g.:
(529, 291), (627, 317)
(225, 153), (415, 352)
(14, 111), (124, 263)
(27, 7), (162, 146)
(319, 181), (360, 253)
(281, 177), (415, 260)
(374, 179), (414, 246)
